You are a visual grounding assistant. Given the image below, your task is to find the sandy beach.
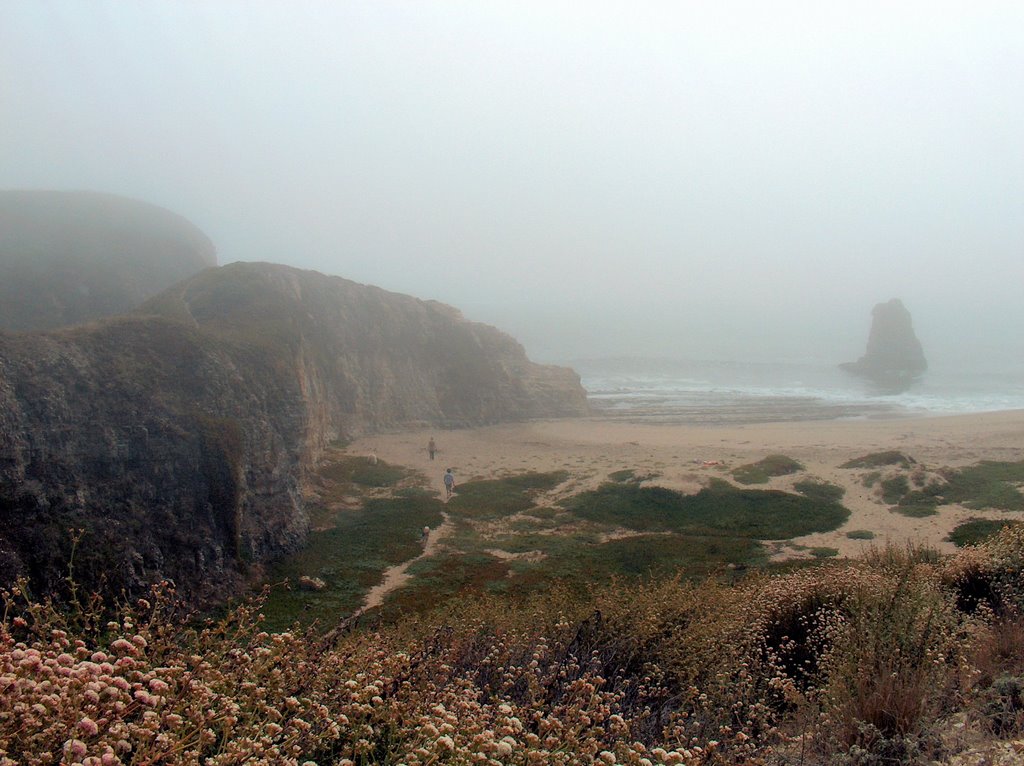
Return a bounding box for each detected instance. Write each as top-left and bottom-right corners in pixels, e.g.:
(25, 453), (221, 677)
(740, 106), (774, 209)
(351, 410), (1024, 559)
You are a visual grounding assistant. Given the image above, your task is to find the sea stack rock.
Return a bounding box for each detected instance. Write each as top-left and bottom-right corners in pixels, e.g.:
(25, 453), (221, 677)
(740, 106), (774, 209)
(840, 298), (927, 391)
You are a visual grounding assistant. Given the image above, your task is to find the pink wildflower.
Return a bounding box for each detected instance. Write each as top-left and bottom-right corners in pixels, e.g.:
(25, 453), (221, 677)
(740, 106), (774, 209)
(64, 738), (88, 759)
(78, 717), (100, 737)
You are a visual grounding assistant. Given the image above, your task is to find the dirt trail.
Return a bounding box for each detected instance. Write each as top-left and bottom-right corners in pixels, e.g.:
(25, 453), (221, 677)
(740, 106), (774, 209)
(359, 512), (452, 612)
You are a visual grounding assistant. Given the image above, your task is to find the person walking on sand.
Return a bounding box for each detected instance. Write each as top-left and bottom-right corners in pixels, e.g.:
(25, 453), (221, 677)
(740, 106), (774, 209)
(443, 468), (456, 499)
(420, 525), (430, 543)
(428, 437), (436, 461)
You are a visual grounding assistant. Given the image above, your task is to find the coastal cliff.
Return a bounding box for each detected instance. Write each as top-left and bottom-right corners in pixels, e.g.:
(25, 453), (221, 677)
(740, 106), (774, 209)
(0, 190), (217, 331)
(141, 262), (588, 433)
(0, 261), (587, 604)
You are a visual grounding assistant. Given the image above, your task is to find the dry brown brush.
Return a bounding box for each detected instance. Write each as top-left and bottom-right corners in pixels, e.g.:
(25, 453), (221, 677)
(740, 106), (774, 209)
(4, 529), (1024, 765)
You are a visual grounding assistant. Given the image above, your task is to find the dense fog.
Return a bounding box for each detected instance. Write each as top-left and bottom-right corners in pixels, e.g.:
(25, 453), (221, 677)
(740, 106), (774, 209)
(2, 2), (1022, 371)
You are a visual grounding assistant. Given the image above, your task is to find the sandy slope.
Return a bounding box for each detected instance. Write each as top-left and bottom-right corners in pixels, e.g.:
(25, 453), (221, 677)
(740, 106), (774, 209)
(351, 410), (1024, 559)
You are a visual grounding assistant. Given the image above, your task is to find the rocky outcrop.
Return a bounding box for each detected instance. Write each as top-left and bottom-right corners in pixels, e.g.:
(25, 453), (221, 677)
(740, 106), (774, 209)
(0, 317), (310, 604)
(840, 299), (927, 392)
(0, 190), (216, 331)
(141, 262), (588, 434)
(0, 261), (588, 604)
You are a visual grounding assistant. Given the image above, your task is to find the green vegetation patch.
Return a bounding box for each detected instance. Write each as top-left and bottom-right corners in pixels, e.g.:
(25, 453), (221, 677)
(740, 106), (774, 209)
(608, 469), (660, 484)
(794, 479), (846, 503)
(810, 547), (839, 558)
(318, 455), (409, 488)
(608, 469), (637, 482)
(846, 530), (876, 540)
(880, 474), (911, 504)
(525, 534), (766, 586)
(562, 478), (849, 540)
(378, 552), (512, 619)
(387, 533), (767, 616)
(260, 494), (445, 631)
(447, 471), (568, 521)
(882, 461), (1024, 514)
(891, 504), (939, 518)
(731, 454), (804, 485)
(948, 518), (1024, 548)
(840, 450), (915, 469)
(941, 461), (1024, 511)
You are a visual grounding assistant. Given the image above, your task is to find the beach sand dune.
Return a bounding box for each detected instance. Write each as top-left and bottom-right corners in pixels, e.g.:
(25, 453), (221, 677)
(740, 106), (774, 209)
(352, 411), (1024, 559)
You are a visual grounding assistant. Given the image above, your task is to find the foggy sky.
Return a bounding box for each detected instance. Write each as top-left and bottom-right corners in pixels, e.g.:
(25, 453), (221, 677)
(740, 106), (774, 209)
(2, 1), (1022, 371)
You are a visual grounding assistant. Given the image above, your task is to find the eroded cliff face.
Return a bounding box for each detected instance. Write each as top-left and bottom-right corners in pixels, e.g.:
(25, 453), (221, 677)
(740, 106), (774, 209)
(0, 190), (216, 332)
(0, 317), (309, 603)
(0, 262), (588, 603)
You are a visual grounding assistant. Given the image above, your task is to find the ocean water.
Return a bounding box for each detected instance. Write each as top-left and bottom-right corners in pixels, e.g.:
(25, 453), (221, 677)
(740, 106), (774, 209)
(574, 358), (1024, 425)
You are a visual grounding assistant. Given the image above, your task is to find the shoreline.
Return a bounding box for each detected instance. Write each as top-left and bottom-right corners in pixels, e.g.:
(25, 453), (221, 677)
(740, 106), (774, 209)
(350, 409), (1024, 560)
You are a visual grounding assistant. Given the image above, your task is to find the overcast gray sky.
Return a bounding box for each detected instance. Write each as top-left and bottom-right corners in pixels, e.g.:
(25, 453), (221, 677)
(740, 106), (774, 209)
(2, 1), (1022, 369)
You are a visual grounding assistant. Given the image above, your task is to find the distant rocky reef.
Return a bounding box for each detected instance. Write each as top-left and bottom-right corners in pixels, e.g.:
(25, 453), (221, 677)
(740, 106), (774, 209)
(0, 201), (587, 605)
(840, 298), (927, 392)
(0, 190), (216, 331)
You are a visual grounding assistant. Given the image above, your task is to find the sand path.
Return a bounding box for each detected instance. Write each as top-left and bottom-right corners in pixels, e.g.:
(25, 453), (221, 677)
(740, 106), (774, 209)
(359, 511), (453, 612)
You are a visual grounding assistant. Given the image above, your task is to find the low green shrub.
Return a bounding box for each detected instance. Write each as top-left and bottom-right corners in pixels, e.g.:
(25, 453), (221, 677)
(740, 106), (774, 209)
(891, 505), (939, 518)
(318, 454), (408, 487)
(563, 478), (849, 539)
(949, 519), (1023, 548)
(447, 471), (567, 520)
(795, 479), (846, 503)
(841, 451), (915, 469)
(880, 474), (911, 504)
(811, 547), (840, 558)
(847, 530), (876, 540)
(732, 454), (804, 484)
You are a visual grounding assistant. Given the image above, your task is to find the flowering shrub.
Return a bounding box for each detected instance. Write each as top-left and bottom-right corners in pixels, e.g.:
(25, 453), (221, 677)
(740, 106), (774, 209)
(3, 527), (1024, 765)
